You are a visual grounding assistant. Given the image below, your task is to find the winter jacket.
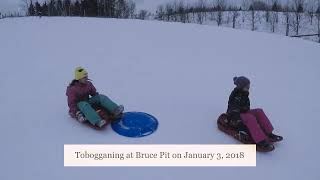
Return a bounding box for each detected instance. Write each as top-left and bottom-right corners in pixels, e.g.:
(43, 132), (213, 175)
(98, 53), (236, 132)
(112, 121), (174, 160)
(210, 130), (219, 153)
(227, 88), (250, 122)
(66, 80), (98, 118)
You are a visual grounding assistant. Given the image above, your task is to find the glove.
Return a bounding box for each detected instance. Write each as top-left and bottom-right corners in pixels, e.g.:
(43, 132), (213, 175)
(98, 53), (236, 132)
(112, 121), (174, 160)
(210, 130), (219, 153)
(76, 111), (87, 123)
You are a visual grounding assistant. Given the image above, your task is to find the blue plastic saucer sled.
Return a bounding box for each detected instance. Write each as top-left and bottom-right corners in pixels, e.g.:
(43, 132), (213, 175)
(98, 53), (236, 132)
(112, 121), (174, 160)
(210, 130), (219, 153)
(111, 112), (158, 138)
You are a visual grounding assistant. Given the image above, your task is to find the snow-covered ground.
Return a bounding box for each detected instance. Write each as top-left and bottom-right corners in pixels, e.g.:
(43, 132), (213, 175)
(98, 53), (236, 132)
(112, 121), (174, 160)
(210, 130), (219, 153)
(1, 17), (320, 180)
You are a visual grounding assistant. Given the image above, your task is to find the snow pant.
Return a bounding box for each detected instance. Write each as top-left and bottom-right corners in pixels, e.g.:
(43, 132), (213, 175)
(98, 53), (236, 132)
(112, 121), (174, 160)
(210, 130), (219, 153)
(240, 108), (274, 143)
(77, 94), (119, 126)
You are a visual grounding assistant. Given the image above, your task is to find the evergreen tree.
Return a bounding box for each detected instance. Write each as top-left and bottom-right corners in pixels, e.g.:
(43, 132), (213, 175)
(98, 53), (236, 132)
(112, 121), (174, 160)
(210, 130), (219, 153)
(64, 0), (71, 16)
(106, 0), (116, 17)
(48, 0), (57, 16)
(86, 0), (98, 17)
(42, 2), (48, 16)
(73, 0), (81, 16)
(28, 1), (35, 16)
(57, 0), (63, 16)
(272, 1), (279, 12)
(35, 1), (42, 16)
(297, 3), (304, 13)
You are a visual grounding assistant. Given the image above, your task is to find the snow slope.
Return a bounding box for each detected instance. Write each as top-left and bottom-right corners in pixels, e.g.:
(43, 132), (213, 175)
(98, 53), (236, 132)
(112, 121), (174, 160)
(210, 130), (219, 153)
(1, 17), (320, 180)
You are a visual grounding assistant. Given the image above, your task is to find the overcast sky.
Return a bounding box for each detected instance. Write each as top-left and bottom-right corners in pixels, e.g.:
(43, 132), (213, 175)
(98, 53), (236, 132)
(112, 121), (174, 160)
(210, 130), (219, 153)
(0, 0), (301, 15)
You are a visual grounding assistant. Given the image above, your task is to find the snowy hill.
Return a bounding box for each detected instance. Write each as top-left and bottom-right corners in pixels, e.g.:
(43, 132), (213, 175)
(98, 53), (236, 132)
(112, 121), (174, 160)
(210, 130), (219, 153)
(1, 17), (320, 180)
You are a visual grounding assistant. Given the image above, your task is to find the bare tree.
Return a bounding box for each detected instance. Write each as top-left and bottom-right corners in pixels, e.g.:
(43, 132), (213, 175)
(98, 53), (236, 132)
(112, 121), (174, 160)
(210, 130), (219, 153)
(316, 0), (320, 42)
(214, 0), (226, 26)
(291, 0), (305, 35)
(270, 12), (278, 32)
(283, 1), (291, 36)
(137, 9), (148, 20)
(165, 3), (174, 21)
(265, 8), (270, 23)
(176, 1), (187, 23)
(184, 4), (191, 23)
(196, 0), (207, 24)
(306, 0), (317, 25)
(248, 0), (261, 31)
(230, 6), (240, 28)
(156, 5), (165, 21)
(170, 1), (178, 22)
(242, 0), (251, 10)
(20, 0), (30, 15)
(127, 0), (136, 18)
(241, 0), (251, 23)
(269, 0), (280, 32)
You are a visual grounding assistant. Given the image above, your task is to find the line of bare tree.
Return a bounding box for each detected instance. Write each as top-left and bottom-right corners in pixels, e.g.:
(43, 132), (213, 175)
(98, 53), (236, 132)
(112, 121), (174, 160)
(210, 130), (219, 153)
(0, 12), (25, 19)
(155, 0), (320, 41)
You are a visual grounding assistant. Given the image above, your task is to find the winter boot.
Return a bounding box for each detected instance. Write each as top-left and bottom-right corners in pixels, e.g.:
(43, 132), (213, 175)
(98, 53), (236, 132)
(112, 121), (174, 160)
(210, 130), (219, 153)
(257, 140), (275, 152)
(97, 120), (107, 128)
(76, 111), (87, 123)
(113, 105), (124, 119)
(268, 133), (283, 142)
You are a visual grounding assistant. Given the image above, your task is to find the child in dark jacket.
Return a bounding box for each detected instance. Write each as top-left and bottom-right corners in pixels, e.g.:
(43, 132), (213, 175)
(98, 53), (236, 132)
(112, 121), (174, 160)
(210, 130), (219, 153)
(227, 76), (282, 151)
(66, 67), (124, 128)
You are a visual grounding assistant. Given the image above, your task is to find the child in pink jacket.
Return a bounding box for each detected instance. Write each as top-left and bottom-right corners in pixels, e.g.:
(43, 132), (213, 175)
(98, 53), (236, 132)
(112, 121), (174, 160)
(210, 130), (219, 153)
(66, 67), (124, 128)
